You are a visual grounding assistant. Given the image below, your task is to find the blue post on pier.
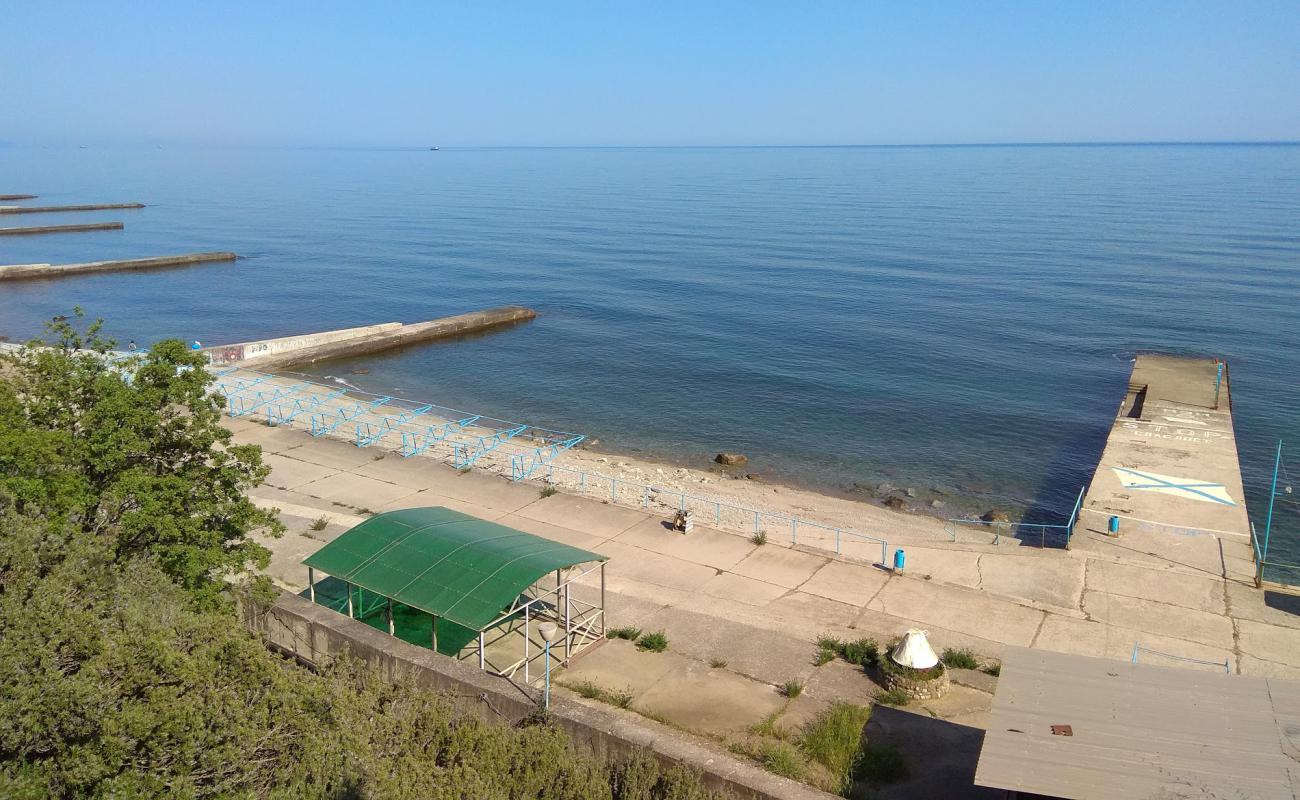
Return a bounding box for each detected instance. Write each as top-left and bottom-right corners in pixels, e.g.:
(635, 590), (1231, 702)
(1108, 515), (1120, 536)
(893, 548), (906, 574)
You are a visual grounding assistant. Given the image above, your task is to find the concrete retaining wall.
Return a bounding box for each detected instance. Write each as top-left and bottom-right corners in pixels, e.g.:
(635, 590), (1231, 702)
(247, 592), (831, 800)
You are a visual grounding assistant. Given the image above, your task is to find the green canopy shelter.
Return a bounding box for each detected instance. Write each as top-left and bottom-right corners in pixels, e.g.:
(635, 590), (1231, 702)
(302, 507), (608, 681)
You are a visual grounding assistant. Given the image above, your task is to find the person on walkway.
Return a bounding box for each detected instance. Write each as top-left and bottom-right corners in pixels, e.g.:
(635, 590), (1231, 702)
(191, 340), (202, 350)
(127, 340), (137, 352)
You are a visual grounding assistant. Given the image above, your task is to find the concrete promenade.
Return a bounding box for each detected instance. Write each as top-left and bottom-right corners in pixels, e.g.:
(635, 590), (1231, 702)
(222, 360), (1300, 796)
(229, 412), (1300, 685)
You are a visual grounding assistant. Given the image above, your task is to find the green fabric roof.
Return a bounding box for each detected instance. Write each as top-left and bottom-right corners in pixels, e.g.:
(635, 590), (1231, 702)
(302, 507), (607, 631)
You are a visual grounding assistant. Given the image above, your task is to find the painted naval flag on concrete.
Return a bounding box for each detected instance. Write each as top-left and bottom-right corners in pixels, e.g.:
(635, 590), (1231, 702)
(1111, 467), (1236, 506)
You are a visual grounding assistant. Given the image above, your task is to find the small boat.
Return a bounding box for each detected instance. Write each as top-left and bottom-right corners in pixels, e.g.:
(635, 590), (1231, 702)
(429, 146), (439, 151)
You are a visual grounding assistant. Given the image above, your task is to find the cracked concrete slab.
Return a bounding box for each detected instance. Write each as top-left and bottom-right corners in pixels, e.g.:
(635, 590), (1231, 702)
(296, 471), (420, 510)
(869, 578), (1045, 647)
(977, 553), (1087, 612)
(1087, 558), (1226, 614)
(612, 517), (756, 571)
(262, 452), (340, 490)
(798, 559), (892, 607)
(1080, 590), (1235, 649)
(732, 546), (828, 589)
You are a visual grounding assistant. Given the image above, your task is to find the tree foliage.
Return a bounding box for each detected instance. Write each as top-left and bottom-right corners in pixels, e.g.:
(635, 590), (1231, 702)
(0, 515), (720, 798)
(0, 313), (722, 799)
(0, 311), (280, 606)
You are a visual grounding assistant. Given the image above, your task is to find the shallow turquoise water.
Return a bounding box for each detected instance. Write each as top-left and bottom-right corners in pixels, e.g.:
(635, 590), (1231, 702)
(1, 143), (1297, 553)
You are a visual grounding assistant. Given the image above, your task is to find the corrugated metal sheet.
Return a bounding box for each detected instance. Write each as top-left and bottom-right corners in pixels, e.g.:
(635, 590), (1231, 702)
(303, 507), (606, 631)
(974, 647), (1300, 799)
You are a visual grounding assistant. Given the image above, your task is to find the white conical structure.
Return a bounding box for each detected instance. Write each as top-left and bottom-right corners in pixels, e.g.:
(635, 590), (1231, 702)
(890, 629), (939, 670)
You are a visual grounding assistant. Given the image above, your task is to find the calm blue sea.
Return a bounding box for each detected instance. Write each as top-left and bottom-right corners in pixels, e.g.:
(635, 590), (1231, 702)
(2, 144), (1298, 555)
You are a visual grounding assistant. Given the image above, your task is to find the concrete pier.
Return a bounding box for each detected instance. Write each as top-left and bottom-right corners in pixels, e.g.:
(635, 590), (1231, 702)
(204, 307), (538, 368)
(0, 202), (144, 214)
(1071, 354), (1256, 582)
(0, 194), (37, 201)
(0, 221), (124, 236)
(0, 252), (236, 281)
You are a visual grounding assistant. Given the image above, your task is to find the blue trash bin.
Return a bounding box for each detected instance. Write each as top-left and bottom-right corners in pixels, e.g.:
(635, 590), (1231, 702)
(893, 548), (906, 573)
(1108, 515), (1120, 536)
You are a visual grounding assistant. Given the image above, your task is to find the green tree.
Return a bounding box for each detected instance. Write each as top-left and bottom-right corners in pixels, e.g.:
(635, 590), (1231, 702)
(0, 513), (720, 799)
(0, 311), (281, 606)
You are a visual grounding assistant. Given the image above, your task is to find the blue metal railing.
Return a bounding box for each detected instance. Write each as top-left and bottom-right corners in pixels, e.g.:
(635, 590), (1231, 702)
(944, 487), (1084, 548)
(539, 462), (891, 566)
(211, 367), (585, 483)
(1131, 643), (1230, 674)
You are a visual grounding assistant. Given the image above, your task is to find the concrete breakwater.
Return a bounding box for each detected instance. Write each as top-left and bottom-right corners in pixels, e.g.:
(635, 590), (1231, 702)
(0, 252), (236, 281)
(0, 221), (124, 236)
(0, 194), (37, 201)
(203, 306), (538, 368)
(1070, 354), (1257, 584)
(0, 202), (144, 214)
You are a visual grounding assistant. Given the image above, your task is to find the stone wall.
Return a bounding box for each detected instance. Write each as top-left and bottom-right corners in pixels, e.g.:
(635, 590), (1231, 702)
(244, 591), (833, 800)
(880, 663), (951, 701)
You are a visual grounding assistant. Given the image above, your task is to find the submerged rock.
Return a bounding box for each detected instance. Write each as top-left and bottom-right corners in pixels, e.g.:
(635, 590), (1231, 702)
(884, 496), (908, 511)
(714, 453), (748, 466)
(981, 509), (1011, 523)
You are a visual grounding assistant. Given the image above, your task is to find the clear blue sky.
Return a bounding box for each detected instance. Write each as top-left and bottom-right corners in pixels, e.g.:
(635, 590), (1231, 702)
(3, 1), (1297, 147)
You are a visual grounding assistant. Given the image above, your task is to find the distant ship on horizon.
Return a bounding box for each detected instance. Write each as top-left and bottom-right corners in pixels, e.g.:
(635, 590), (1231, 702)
(429, 145), (439, 151)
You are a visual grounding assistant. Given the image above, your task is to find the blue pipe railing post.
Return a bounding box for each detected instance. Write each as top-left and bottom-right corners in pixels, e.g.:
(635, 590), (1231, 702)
(544, 639), (552, 710)
(1214, 361), (1223, 409)
(1067, 486), (1085, 548)
(1262, 440), (1282, 574)
(1263, 442), (1284, 567)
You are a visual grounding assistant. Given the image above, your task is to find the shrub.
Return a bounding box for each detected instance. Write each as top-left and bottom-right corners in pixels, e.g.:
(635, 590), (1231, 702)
(781, 679), (805, 698)
(799, 703), (872, 787)
(816, 633), (843, 651)
(709, 657), (728, 669)
(838, 637), (879, 667)
(309, 516), (329, 531)
(875, 688), (911, 706)
(563, 681), (635, 709)
(750, 710), (789, 740)
(983, 663), (1001, 677)
(758, 742), (806, 781)
(815, 648), (836, 666)
(356, 507), (375, 516)
(750, 530), (768, 546)
(540, 483), (559, 498)
(854, 743), (909, 785)
(940, 647), (979, 670)
(607, 626), (642, 641)
(636, 631), (669, 653)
